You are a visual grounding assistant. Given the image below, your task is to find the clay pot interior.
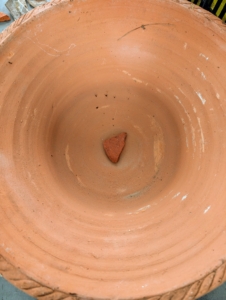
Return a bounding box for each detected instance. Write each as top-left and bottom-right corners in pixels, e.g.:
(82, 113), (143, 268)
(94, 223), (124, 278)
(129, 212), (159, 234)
(0, 0), (226, 299)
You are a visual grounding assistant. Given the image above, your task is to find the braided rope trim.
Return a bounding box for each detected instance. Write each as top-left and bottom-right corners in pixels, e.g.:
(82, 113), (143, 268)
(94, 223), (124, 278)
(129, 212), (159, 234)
(176, 0), (226, 32)
(0, 0), (225, 45)
(0, 0), (68, 44)
(0, 0), (226, 299)
(0, 255), (77, 300)
(0, 254), (226, 300)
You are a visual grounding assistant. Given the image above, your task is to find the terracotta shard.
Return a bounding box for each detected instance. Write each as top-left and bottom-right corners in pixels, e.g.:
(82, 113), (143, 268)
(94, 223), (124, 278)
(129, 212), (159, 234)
(103, 132), (127, 163)
(0, 12), (11, 22)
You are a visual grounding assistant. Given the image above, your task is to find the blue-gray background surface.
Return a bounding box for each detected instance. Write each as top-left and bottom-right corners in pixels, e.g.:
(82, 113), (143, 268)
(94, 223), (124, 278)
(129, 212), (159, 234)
(0, 0), (226, 299)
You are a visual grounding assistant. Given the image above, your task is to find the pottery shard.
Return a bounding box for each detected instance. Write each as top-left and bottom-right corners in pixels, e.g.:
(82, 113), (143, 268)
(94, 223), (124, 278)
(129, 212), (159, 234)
(0, 12), (11, 22)
(103, 132), (127, 163)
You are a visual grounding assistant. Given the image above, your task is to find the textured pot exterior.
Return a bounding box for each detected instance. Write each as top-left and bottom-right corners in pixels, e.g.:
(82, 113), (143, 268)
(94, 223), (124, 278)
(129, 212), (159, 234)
(0, 0), (226, 299)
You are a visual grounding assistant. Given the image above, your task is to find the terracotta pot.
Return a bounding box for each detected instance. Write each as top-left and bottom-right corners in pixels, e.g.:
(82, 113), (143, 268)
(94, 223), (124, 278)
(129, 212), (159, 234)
(0, 0), (226, 299)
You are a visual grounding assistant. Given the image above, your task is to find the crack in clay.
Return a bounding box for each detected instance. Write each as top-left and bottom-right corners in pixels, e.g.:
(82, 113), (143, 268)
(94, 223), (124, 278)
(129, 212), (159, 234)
(118, 23), (173, 41)
(26, 36), (76, 57)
